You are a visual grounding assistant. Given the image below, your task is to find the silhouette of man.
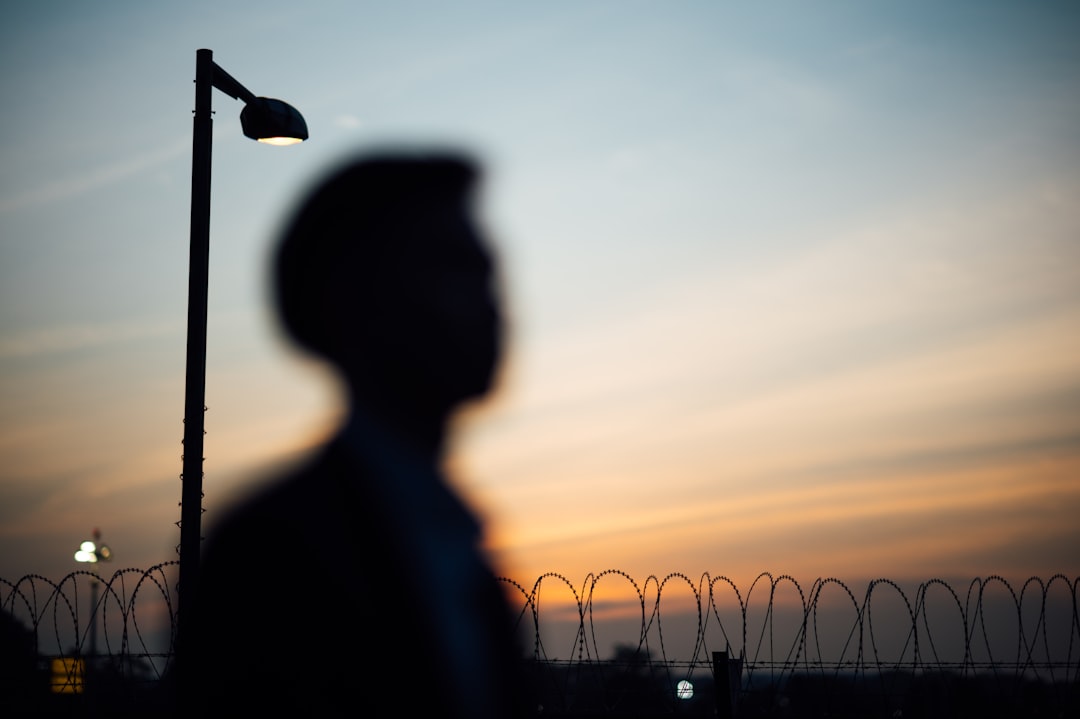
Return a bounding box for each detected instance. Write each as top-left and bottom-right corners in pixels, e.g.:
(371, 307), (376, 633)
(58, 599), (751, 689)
(189, 153), (527, 717)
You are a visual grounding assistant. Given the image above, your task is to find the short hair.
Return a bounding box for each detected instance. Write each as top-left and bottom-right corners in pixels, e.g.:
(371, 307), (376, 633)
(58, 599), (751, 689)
(273, 152), (478, 360)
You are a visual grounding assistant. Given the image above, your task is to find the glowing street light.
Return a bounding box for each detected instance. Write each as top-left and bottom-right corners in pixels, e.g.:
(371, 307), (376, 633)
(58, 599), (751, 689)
(72, 524), (111, 561)
(176, 48), (307, 700)
(74, 529), (111, 565)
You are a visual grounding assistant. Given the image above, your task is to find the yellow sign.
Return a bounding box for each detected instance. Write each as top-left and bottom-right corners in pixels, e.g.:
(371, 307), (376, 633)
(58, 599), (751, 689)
(50, 657), (85, 694)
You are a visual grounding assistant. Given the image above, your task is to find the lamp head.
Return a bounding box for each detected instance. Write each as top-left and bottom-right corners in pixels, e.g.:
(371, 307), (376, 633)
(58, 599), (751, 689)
(240, 97), (308, 145)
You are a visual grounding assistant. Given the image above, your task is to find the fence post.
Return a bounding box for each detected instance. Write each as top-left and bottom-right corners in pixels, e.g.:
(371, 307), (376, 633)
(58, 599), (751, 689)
(713, 650), (741, 718)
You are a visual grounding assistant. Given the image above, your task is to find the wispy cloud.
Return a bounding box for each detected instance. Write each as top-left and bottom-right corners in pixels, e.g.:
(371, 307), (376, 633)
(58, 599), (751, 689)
(333, 114), (364, 130)
(0, 139), (189, 214)
(0, 318), (182, 359)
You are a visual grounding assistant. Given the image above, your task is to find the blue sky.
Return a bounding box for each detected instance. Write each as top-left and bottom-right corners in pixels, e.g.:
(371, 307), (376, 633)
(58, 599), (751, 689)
(2, 1), (1078, 593)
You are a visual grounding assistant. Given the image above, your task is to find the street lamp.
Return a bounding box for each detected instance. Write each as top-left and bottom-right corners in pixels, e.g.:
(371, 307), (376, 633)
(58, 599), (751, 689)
(73, 528), (111, 656)
(177, 48), (307, 666)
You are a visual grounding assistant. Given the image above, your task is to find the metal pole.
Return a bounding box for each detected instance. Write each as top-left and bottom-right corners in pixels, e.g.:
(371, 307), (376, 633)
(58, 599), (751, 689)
(88, 578), (99, 657)
(177, 47), (213, 669)
(714, 650), (735, 719)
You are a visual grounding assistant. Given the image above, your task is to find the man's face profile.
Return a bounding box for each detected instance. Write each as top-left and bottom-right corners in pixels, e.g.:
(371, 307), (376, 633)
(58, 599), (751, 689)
(369, 205), (502, 404)
(274, 154), (501, 411)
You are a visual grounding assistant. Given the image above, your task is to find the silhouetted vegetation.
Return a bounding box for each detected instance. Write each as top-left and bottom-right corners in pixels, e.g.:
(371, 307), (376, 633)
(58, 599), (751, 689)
(523, 646), (713, 717)
(523, 660), (1078, 717)
(2, 639), (1077, 716)
(735, 670), (1079, 719)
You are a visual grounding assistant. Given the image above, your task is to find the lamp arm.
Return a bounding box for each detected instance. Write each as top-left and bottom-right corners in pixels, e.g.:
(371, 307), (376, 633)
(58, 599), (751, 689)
(211, 62), (258, 105)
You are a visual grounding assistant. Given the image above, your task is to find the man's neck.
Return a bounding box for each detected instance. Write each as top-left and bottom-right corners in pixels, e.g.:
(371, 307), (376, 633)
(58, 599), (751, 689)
(347, 386), (449, 463)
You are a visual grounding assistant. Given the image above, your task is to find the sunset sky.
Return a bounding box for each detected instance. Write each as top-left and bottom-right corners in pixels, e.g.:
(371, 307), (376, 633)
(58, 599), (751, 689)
(2, 1), (1078, 597)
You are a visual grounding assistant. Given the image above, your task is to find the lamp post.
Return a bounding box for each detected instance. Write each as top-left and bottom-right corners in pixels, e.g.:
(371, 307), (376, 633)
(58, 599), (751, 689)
(73, 528), (112, 657)
(177, 48), (307, 668)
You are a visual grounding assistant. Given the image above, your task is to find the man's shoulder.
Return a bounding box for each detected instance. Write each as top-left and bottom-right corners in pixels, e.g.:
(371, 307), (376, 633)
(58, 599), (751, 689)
(202, 445), (360, 556)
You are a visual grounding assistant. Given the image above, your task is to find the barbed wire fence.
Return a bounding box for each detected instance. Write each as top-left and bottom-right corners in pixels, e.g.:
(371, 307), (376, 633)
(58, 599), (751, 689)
(2, 568), (1077, 716)
(504, 571), (1079, 716)
(2, 561), (178, 708)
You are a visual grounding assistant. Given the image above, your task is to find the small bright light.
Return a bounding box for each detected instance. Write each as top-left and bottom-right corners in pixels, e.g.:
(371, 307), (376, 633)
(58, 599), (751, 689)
(257, 136), (304, 146)
(676, 680), (694, 700)
(74, 537), (110, 564)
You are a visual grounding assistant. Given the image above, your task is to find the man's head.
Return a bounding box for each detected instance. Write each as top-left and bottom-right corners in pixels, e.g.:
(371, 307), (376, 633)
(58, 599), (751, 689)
(274, 153), (502, 414)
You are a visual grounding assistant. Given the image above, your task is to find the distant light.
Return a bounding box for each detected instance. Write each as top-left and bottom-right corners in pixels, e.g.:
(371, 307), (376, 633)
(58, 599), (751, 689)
(75, 541), (98, 562)
(74, 532), (111, 564)
(257, 136), (304, 146)
(676, 680), (694, 700)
